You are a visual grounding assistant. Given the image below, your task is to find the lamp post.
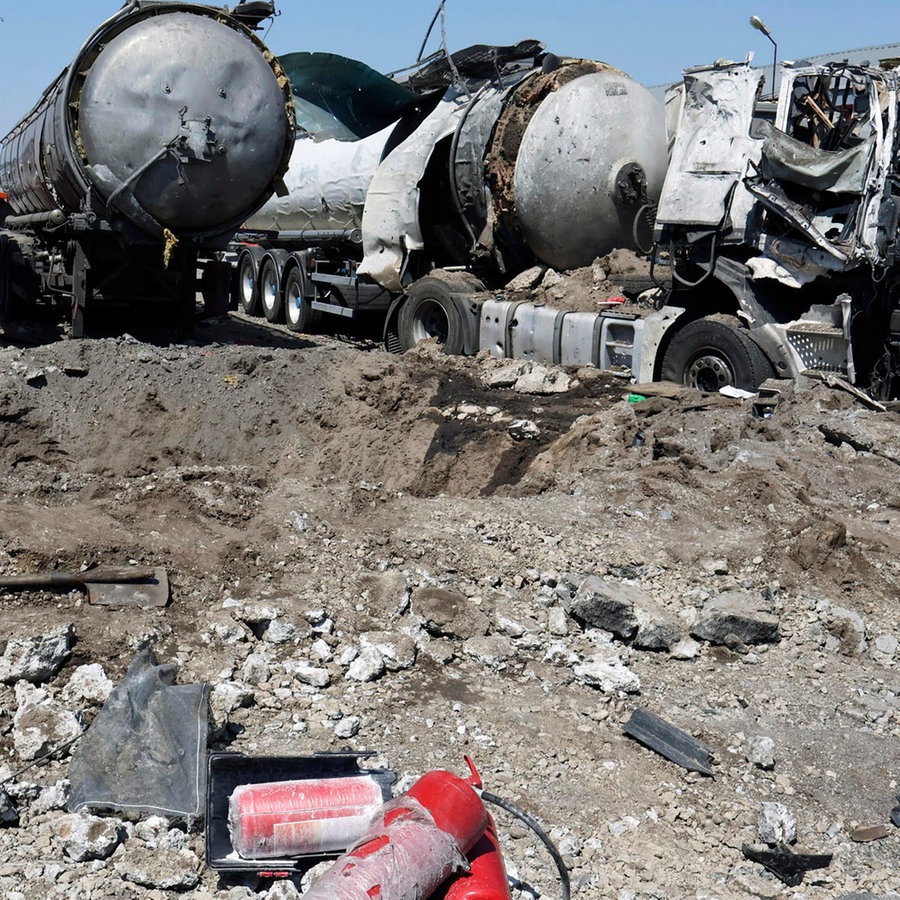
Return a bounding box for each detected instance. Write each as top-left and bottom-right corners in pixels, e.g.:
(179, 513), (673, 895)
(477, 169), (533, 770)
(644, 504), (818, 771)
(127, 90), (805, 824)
(750, 15), (778, 99)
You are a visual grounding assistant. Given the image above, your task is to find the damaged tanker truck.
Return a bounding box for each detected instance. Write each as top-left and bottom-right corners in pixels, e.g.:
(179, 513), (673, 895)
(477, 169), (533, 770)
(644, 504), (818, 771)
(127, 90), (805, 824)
(0, 1), (294, 335)
(639, 59), (900, 400)
(240, 44), (900, 400)
(232, 42), (669, 352)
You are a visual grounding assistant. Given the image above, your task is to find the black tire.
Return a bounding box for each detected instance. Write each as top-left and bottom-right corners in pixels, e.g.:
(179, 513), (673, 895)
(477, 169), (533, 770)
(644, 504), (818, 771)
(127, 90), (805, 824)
(237, 252), (260, 316)
(661, 316), (775, 392)
(398, 276), (465, 354)
(259, 257), (283, 323)
(284, 267), (321, 333)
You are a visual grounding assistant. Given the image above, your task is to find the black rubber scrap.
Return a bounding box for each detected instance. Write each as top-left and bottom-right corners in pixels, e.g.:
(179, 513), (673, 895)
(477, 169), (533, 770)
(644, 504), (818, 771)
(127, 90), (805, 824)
(0, 785), (18, 827)
(742, 842), (833, 887)
(622, 708), (714, 776)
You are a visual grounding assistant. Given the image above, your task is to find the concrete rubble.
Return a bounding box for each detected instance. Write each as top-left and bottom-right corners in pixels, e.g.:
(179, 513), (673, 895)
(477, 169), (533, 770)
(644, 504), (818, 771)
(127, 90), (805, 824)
(0, 321), (897, 898)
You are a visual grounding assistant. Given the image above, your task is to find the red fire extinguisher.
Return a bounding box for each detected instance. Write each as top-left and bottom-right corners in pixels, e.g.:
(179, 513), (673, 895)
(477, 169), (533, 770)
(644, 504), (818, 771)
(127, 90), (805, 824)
(435, 812), (512, 900)
(303, 758), (489, 900)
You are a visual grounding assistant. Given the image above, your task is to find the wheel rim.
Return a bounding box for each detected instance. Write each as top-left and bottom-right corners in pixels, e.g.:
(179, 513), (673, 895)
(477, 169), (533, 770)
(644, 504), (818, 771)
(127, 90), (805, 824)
(410, 298), (449, 344)
(286, 278), (301, 326)
(239, 261), (255, 306)
(687, 352), (735, 391)
(262, 267), (278, 315)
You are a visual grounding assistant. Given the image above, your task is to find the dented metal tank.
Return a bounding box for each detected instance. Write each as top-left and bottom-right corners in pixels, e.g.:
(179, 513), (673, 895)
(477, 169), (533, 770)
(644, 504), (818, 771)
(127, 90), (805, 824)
(246, 51), (667, 291)
(0, 2), (294, 241)
(510, 66), (668, 270)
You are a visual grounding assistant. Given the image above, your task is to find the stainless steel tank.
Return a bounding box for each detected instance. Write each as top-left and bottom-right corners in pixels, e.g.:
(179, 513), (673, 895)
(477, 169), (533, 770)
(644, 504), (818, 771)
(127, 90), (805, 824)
(0, 2), (294, 242)
(511, 67), (668, 270)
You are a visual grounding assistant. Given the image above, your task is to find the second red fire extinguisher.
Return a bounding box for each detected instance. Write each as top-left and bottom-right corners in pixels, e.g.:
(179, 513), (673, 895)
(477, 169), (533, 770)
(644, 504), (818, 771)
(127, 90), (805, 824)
(303, 759), (489, 899)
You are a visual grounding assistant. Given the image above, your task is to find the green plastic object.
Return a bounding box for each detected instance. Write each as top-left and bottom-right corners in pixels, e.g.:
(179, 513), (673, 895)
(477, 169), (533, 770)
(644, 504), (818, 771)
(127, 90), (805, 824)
(626, 393), (648, 403)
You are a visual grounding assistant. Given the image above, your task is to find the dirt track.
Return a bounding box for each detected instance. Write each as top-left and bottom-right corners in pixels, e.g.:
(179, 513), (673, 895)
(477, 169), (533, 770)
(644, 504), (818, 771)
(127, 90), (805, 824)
(0, 308), (898, 898)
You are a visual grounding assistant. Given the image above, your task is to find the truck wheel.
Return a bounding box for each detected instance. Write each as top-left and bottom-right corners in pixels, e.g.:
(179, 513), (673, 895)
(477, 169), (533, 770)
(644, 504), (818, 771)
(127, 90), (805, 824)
(237, 252), (260, 316)
(661, 317), (774, 392)
(284, 268), (321, 333)
(398, 277), (464, 354)
(259, 257), (284, 323)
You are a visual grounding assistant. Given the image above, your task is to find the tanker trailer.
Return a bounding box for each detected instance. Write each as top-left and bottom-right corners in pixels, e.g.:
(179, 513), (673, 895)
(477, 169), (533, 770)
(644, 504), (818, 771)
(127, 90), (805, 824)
(0, 1), (294, 335)
(232, 42), (667, 353)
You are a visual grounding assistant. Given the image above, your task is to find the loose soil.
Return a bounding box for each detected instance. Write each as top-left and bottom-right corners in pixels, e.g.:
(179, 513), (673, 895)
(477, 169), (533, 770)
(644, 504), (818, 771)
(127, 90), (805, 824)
(0, 303), (897, 899)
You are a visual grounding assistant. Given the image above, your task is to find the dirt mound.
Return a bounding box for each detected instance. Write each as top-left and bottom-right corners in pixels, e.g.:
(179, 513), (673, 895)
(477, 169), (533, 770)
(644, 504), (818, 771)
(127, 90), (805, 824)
(0, 313), (897, 898)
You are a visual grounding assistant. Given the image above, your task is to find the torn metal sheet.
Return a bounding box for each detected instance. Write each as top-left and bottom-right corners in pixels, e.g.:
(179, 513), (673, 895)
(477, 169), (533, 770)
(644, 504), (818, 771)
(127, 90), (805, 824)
(278, 52), (427, 142)
(757, 121), (873, 195)
(747, 234), (842, 285)
(358, 92), (469, 291)
(744, 179), (851, 263)
(655, 63), (763, 228)
(622, 708), (715, 775)
(243, 123), (399, 234)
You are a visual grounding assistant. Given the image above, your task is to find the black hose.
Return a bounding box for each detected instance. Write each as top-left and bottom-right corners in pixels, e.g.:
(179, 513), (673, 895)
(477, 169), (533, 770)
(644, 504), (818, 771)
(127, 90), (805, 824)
(480, 790), (571, 900)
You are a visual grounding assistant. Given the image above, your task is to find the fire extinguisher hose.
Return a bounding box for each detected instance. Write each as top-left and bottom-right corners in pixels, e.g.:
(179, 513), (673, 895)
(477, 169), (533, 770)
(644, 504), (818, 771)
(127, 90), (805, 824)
(478, 790), (571, 900)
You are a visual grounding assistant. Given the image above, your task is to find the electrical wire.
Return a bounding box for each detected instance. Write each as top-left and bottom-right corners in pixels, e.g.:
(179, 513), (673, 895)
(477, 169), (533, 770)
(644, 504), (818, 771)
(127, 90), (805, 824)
(479, 789), (571, 900)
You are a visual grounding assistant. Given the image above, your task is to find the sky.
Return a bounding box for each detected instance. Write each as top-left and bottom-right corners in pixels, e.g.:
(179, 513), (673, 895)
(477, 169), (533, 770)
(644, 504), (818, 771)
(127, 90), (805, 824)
(0, 0), (899, 136)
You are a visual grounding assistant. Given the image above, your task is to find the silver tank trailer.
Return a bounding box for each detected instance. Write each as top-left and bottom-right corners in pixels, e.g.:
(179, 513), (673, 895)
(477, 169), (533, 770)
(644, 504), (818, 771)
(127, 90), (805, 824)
(0, 2), (294, 242)
(245, 57), (666, 288)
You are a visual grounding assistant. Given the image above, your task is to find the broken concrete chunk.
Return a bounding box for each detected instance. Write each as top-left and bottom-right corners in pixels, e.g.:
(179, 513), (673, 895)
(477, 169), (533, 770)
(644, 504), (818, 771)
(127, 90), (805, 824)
(574, 653), (640, 694)
(61, 663), (113, 706)
(32, 779), (71, 814)
(483, 361), (572, 394)
(826, 606), (867, 656)
(0, 624), (74, 685)
(360, 631), (417, 672)
(669, 638), (702, 660)
(264, 618), (298, 644)
(225, 598), (284, 627)
(346, 645), (385, 683)
(505, 265), (546, 291)
(758, 802), (797, 845)
(132, 816), (189, 849)
(633, 600), (682, 651)
(285, 661), (331, 689)
(746, 735), (776, 770)
(334, 715), (361, 739)
(240, 653), (271, 685)
(12, 682), (84, 761)
(564, 575), (640, 639)
(871, 633), (898, 665)
(269, 878), (305, 900)
(548, 607), (569, 637)
(543, 641), (580, 667)
(691, 591), (780, 646)
(462, 634), (516, 668)
(513, 365), (572, 395)
(52, 812), (126, 861)
(209, 682), (255, 738)
(114, 844), (202, 891)
(412, 587), (490, 641)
